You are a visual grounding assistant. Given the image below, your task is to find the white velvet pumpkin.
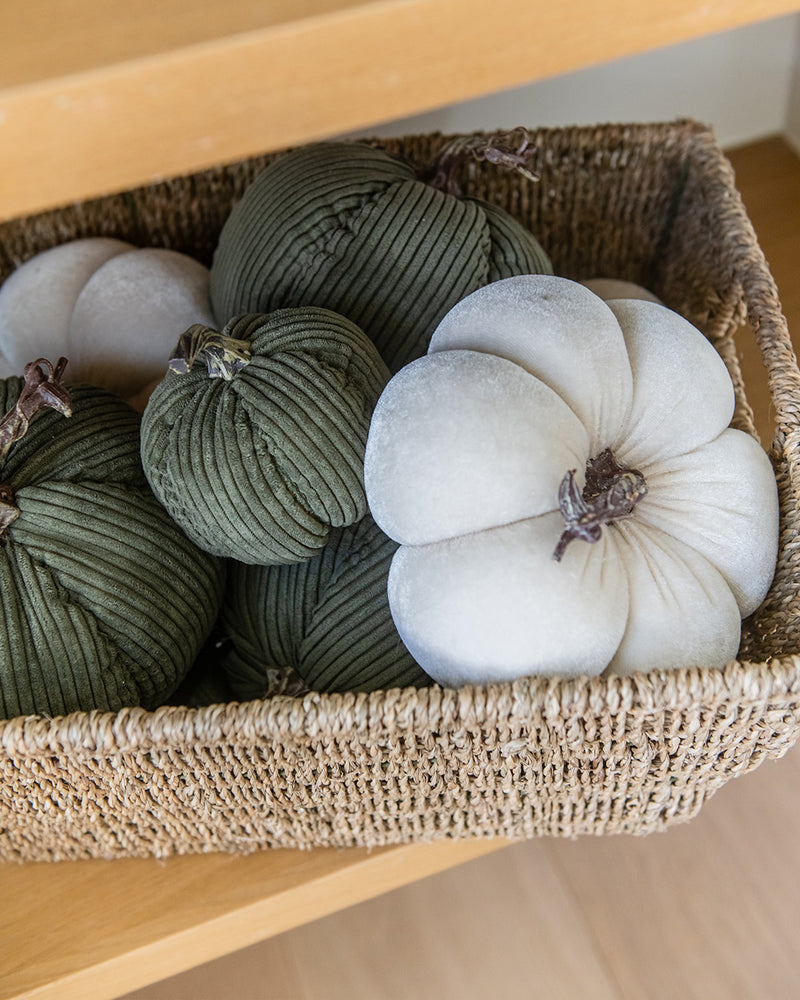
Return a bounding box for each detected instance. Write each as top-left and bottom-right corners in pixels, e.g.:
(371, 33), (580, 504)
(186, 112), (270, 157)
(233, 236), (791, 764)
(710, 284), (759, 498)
(364, 274), (780, 687)
(0, 238), (215, 405)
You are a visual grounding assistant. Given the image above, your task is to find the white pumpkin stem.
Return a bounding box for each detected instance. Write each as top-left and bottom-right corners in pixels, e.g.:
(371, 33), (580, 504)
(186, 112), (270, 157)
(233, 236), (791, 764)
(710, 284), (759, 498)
(554, 448), (647, 562)
(420, 127), (540, 196)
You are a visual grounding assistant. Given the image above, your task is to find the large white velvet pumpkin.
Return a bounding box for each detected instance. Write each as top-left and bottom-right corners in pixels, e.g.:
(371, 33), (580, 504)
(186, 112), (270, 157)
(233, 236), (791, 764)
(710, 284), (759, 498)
(364, 274), (780, 687)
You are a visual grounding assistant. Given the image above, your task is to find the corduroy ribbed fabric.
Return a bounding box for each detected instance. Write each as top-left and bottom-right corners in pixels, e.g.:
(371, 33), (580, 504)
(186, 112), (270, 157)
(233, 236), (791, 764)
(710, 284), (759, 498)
(220, 512), (431, 695)
(209, 141), (553, 373)
(141, 309), (390, 565)
(0, 379), (225, 720)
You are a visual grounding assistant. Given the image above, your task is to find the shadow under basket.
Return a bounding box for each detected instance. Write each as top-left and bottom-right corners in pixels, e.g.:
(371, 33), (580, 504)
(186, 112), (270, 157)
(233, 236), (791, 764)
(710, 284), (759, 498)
(2, 119), (800, 862)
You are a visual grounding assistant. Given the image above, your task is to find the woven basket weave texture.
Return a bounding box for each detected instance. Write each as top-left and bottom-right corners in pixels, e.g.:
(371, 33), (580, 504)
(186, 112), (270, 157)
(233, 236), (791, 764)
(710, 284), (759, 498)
(1, 119), (800, 862)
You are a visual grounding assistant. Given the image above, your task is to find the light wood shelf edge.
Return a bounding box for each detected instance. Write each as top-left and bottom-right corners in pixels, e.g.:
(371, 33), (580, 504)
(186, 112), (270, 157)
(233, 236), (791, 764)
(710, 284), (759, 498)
(0, 838), (508, 1000)
(1, 0), (798, 221)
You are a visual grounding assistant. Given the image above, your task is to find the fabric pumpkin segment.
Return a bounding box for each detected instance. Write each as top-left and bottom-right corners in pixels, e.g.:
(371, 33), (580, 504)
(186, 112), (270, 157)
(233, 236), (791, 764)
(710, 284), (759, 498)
(209, 137), (553, 373)
(364, 274), (781, 686)
(140, 308), (390, 565)
(220, 512), (430, 695)
(0, 363), (225, 720)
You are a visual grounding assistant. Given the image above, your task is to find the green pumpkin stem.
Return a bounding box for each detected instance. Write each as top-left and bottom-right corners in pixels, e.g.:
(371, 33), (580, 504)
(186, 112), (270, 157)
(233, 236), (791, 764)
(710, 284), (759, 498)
(554, 448), (647, 562)
(420, 127), (540, 196)
(169, 325), (251, 381)
(0, 357), (72, 536)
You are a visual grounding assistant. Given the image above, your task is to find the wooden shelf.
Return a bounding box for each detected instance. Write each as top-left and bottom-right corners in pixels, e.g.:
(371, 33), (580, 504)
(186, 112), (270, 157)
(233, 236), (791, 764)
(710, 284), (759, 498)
(0, 839), (506, 1000)
(2, 0), (798, 221)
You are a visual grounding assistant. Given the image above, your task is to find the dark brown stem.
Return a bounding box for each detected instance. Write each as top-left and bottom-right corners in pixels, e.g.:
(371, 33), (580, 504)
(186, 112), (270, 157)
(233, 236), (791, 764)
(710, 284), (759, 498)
(0, 357), (72, 538)
(0, 484), (19, 538)
(169, 325), (251, 381)
(420, 127), (540, 196)
(0, 357), (71, 461)
(553, 448), (647, 562)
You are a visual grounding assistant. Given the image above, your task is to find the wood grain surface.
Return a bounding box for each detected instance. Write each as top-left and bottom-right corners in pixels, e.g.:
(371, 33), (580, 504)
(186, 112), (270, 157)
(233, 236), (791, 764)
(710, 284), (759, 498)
(2, 0), (798, 220)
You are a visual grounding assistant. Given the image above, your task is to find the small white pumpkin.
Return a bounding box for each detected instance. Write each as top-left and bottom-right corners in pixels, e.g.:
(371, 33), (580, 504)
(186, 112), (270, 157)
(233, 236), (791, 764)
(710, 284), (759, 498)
(364, 274), (780, 687)
(0, 238), (215, 401)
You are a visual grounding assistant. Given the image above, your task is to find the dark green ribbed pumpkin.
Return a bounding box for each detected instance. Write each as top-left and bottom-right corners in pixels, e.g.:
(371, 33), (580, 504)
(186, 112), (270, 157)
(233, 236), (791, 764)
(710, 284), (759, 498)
(167, 631), (237, 707)
(209, 139), (553, 373)
(220, 513), (431, 697)
(0, 372), (225, 720)
(140, 308), (390, 565)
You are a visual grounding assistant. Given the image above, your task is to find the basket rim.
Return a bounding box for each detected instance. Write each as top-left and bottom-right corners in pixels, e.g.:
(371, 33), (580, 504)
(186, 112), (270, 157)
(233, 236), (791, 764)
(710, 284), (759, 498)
(3, 655), (799, 757)
(0, 116), (717, 234)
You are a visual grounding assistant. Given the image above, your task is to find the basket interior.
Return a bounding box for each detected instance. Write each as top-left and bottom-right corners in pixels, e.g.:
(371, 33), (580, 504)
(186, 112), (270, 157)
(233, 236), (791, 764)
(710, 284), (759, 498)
(0, 118), (798, 675)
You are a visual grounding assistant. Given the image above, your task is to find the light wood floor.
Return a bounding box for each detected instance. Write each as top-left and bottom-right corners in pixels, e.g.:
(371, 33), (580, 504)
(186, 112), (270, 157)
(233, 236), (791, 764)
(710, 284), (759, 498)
(121, 135), (800, 1000)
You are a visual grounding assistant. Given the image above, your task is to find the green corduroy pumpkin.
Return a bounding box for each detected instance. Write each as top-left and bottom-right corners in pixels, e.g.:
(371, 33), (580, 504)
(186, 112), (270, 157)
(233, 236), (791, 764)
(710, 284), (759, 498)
(220, 512), (431, 697)
(209, 132), (553, 373)
(140, 308), (390, 565)
(0, 359), (225, 720)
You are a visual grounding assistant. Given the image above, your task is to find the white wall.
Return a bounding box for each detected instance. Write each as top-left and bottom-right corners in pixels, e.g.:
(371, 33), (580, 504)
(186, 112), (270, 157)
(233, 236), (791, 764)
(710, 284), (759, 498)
(785, 15), (800, 151)
(343, 13), (800, 151)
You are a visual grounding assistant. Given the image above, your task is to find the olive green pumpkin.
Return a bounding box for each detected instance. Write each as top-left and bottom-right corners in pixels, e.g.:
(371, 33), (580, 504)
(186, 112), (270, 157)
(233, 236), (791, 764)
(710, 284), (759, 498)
(209, 138), (553, 372)
(0, 364), (225, 720)
(220, 513), (431, 697)
(166, 632), (236, 708)
(140, 308), (390, 565)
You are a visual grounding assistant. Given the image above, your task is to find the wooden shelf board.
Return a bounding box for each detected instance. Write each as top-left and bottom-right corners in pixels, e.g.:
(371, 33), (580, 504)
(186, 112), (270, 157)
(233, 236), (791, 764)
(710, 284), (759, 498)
(0, 838), (507, 1000)
(1, 0), (798, 221)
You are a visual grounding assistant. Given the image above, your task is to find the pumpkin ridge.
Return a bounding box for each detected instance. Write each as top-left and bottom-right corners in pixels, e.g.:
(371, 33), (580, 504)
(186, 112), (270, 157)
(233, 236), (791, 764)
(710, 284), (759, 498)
(14, 480), (199, 560)
(210, 141), (416, 318)
(0, 541), (154, 716)
(0, 386), (144, 489)
(614, 520), (687, 609)
(233, 358), (369, 524)
(219, 513), (428, 696)
(299, 522), (426, 692)
(316, 183), (480, 369)
(257, 181), (405, 312)
(16, 539), (200, 691)
(246, 418), (341, 530)
(0, 554), (35, 717)
(245, 344), (384, 430)
(226, 557), (309, 685)
(145, 377), (275, 556)
(270, 180), (418, 323)
(623, 518), (730, 610)
(221, 398), (330, 557)
(473, 196), (555, 281)
(371, 193), (491, 369)
(215, 403), (326, 559)
(10, 483), (223, 651)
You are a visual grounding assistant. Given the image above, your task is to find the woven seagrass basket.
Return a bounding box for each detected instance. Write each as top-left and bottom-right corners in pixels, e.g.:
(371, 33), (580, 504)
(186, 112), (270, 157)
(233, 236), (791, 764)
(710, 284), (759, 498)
(1, 119), (800, 863)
